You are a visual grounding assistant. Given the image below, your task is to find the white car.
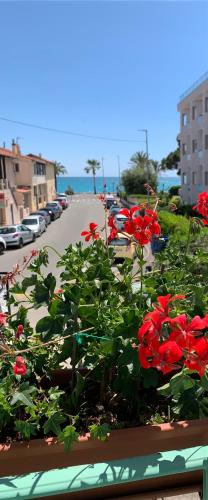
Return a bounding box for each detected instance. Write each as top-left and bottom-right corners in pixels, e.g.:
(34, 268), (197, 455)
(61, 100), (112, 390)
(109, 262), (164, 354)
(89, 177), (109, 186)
(114, 214), (128, 231)
(22, 215), (46, 237)
(0, 236), (6, 254)
(0, 225), (36, 249)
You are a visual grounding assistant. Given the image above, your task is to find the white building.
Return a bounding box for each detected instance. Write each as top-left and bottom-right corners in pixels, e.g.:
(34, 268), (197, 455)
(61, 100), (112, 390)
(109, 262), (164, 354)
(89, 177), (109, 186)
(178, 71), (208, 204)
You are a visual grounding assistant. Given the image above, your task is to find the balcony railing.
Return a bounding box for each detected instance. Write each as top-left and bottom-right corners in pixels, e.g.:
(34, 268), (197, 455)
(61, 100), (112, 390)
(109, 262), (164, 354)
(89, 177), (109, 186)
(0, 444), (206, 499)
(179, 70), (208, 102)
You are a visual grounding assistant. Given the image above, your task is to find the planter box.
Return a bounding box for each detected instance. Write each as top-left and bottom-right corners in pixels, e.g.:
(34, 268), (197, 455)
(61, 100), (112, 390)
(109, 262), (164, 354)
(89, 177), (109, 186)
(0, 419), (207, 499)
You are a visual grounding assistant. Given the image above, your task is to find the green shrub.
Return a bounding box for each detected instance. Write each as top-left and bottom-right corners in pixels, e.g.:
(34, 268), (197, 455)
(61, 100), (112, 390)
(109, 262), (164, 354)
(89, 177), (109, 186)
(169, 185), (180, 196)
(158, 210), (190, 241)
(65, 185), (74, 195)
(169, 195), (182, 208)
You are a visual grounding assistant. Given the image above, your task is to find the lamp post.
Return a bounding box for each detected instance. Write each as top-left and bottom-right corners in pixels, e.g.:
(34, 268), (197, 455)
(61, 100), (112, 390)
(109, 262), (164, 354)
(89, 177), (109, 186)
(101, 157), (106, 194)
(138, 128), (150, 203)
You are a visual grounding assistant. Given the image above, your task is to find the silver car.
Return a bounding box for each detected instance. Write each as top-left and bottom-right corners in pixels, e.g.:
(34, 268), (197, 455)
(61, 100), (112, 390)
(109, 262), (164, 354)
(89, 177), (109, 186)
(22, 215), (46, 237)
(0, 225), (36, 248)
(114, 214), (128, 231)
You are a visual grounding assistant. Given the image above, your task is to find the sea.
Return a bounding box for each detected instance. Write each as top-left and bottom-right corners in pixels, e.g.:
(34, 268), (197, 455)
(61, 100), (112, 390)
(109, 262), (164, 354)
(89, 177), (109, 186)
(57, 175), (179, 194)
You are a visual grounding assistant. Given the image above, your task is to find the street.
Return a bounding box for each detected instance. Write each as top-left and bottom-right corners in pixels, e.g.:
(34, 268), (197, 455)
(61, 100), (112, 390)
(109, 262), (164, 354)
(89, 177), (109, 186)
(0, 194), (105, 324)
(0, 194), (105, 277)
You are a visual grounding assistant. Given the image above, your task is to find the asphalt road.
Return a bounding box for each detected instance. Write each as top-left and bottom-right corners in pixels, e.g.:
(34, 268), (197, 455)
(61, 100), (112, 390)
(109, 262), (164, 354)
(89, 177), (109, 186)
(0, 194), (105, 278)
(0, 194), (105, 324)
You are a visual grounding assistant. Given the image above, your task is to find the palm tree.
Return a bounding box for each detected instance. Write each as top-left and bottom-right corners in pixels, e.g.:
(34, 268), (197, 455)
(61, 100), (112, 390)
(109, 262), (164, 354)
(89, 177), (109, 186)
(84, 159), (101, 194)
(54, 161), (67, 191)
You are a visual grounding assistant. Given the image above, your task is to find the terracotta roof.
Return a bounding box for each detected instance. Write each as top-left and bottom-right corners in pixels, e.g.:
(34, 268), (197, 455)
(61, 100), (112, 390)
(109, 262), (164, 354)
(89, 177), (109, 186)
(0, 147), (16, 159)
(0, 147), (30, 161)
(27, 154), (55, 164)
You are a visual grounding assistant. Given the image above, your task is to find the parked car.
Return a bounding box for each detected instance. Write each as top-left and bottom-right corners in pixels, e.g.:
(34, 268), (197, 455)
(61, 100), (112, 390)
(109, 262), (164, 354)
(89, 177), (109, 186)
(109, 206), (120, 217)
(0, 225), (35, 248)
(56, 194), (69, 207)
(22, 216), (46, 237)
(114, 213), (128, 231)
(43, 206), (60, 221)
(104, 196), (117, 210)
(30, 210), (51, 226)
(46, 201), (62, 215)
(0, 236), (6, 254)
(54, 197), (67, 209)
(108, 232), (137, 261)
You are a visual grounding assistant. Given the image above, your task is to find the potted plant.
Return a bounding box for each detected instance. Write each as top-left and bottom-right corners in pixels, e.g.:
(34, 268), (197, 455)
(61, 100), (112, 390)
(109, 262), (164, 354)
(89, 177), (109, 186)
(0, 191), (208, 498)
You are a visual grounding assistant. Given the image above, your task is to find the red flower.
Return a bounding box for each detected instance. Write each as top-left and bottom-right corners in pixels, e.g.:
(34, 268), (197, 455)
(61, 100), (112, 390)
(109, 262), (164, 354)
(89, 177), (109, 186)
(119, 208), (161, 246)
(31, 249), (39, 257)
(169, 314), (208, 350)
(108, 228), (118, 242)
(81, 222), (99, 242)
(119, 206), (141, 219)
(193, 191), (208, 223)
(13, 356), (27, 376)
(184, 338), (208, 376)
(152, 341), (183, 374)
(16, 324), (24, 340)
(0, 313), (7, 326)
(98, 194), (105, 202)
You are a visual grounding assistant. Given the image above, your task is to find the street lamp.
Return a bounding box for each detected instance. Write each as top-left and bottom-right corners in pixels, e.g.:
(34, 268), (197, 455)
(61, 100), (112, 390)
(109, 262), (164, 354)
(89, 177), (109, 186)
(101, 157), (106, 193)
(137, 128), (150, 202)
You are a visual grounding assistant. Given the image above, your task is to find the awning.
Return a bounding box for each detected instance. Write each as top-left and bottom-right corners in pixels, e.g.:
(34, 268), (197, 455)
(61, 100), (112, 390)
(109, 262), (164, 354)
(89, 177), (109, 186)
(16, 188), (31, 193)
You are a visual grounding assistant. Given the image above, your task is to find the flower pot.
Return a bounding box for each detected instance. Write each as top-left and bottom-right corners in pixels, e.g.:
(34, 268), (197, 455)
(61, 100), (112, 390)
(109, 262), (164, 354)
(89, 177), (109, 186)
(0, 419), (207, 499)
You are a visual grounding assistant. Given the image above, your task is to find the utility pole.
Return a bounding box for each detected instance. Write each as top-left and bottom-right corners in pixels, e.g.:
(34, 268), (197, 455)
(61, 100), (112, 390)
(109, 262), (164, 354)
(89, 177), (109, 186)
(138, 128), (150, 203)
(101, 157), (105, 194)
(117, 155), (121, 185)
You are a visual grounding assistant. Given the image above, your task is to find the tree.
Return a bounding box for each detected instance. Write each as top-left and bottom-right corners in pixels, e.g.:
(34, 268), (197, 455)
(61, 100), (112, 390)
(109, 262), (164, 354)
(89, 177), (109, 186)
(121, 151), (157, 195)
(54, 162), (67, 176)
(160, 148), (180, 173)
(84, 159), (101, 194)
(54, 162), (67, 191)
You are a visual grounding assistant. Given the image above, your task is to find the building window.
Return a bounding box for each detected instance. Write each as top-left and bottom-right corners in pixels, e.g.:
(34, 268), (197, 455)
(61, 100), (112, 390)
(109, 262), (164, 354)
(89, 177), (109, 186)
(182, 143), (187, 155)
(192, 172), (197, 185)
(192, 106), (196, 120)
(205, 172), (208, 186)
(205, 97), (208, 112)
(182, 173), (187, 184)
(14, 163), (19, 173)
(205, 135), (208, 150)
(34, 162), (46, 176)
(192, 139), (197, 153)
(182, 113), (188, 126)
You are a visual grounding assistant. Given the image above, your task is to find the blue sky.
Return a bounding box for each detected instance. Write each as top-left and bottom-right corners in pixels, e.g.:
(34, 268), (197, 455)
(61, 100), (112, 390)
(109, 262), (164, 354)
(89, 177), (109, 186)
(0, 1), (207, 176)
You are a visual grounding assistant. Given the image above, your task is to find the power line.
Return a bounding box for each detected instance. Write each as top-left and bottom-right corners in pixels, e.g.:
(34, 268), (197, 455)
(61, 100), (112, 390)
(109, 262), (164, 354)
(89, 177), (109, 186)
(0, 116), (143, 144)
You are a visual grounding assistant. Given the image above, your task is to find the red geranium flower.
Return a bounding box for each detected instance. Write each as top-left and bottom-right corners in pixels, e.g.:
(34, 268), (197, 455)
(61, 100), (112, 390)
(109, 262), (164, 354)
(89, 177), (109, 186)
(16, 324), (24, 340)
(13, 356), (27, 376)
(31, 249), (39, 257)
(119, 208), (161, 246)
(0, 313), (7, 326)
(184, 338), (208, 376)
(81, 222), (99, 242)
(193, 191), (208, 223)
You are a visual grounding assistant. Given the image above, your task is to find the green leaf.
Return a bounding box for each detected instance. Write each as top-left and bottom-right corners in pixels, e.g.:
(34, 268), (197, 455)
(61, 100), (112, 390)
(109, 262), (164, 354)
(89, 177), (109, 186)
(15, 420), (37, 440)
(44, 412), (66, 436)
(143, 369), (160, 389)
(58, 425), (79, 452)
(11, 389), (35, 408)
(199, 398), (208, 418)
(68, 372), (85, 411)
(158, 382), (171, 396)
(21, 275), (38, 293)
(36, 315), (64, 341)
(89, 423), (110, 442)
